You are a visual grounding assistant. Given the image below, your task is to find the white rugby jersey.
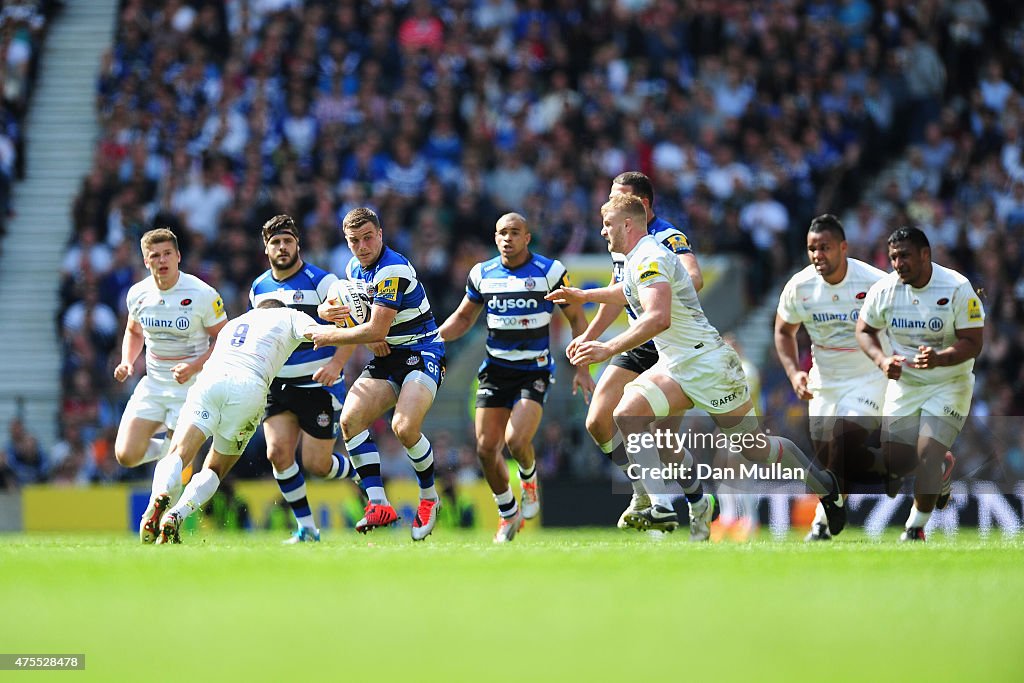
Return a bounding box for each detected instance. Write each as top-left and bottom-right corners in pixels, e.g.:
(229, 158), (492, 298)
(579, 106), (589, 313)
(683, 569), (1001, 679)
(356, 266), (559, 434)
(125, 272), (227, 385)
(777, 258), (887, 387)
(622, 235), (722, 364)
(860, 263), (985, 386)
(207, 308), (318, 387)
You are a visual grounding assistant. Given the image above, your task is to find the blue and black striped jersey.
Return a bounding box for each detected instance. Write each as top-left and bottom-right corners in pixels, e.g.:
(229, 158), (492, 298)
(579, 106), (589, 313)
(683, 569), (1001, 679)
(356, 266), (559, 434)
(467, 252), (570, 372)
(346, 246), (444, 352)
(249, 262), (338, 388)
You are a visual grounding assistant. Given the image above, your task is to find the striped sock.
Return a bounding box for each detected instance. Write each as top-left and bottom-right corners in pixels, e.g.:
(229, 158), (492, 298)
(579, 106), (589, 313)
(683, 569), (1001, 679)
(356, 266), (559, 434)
(494, 488), (519, 519)
(519, 462), (537, 485)
(273, 462), (316, 531)
(406, 435), (437, 501)
(600, 432), (645, 496)
(325, 452), (354, 480)
(346, 430), (388, 504)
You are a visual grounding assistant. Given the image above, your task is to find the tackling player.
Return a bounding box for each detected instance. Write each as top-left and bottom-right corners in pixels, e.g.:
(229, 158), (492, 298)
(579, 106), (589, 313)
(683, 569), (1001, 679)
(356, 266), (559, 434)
(151, 300), (320, 543)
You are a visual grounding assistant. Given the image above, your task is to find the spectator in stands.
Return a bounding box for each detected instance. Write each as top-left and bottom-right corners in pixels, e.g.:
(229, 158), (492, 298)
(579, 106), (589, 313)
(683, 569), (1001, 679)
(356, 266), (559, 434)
(5, 417), (47, 485)
(49, 423), (98, 486)
(54, 0), (1024, 474)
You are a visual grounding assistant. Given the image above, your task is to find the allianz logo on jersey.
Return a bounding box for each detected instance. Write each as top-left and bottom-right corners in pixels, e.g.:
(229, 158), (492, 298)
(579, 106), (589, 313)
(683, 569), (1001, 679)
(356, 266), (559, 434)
(891, 317), (944, 331)
(140, 316), (190, 330)
(812, 311), (851, 322)
(488, 297), (539, 313)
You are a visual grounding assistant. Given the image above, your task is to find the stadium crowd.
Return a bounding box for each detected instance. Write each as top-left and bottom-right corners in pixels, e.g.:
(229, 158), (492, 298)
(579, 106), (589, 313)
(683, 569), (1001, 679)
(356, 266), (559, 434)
(0, 0), (61, 250)
(17, 0), (1021, 487)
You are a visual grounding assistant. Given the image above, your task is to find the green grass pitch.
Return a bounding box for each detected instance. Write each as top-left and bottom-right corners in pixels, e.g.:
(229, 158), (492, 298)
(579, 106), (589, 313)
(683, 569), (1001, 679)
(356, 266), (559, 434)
(0, 529), (1021, 682)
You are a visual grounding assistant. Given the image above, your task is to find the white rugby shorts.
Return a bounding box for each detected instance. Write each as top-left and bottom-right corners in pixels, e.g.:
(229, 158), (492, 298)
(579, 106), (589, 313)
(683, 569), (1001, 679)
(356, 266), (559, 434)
(807, 374), (887, 443)
(882, 375), (975, 448)
(176, 372), (267, 456)
(121, 376), (190, 429)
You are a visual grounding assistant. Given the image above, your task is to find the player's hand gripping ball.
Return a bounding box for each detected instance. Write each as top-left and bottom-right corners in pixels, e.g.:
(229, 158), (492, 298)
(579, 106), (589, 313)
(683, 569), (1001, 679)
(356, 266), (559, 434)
(325, 279), (373, 328)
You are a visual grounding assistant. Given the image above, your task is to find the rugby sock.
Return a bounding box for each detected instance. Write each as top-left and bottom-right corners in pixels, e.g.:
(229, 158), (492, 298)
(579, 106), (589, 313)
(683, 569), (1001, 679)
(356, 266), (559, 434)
(679, 448), (704, 500)
(628, 431), (672, 498)
(650, 494), (676, 509)
(717, 492), (738, 523)
(151, 455), (182, 500)
(406, 435), (437, 501)
(324, 452), (354, 480)
(273, 462), (316, 531)
(168, 469), (220, 521)
(689, 493), (711, 519)
(767, 435), (836, 498)
(139, 437), (169, 465)
(494, 488), (519, 518)
(346, 430), (388, 504)
(599, 431), (645, 496)
(905, 505), (931, 529)
(812, 501), (827, 527)
(519, 462), (537, 486)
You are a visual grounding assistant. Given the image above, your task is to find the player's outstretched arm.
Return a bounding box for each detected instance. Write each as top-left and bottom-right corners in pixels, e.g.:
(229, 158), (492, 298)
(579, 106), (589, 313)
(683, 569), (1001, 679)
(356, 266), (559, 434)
(438, 295), (483, 342)
(569, 282), (670, 367)
(774, 315), (812, 400)
(546, 283), (626, 306)
(309, 304), (399, 348)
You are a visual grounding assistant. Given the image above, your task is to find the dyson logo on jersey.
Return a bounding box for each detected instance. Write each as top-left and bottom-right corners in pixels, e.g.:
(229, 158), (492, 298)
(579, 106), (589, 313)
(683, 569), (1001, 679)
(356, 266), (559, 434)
(488, 297), (539, 313)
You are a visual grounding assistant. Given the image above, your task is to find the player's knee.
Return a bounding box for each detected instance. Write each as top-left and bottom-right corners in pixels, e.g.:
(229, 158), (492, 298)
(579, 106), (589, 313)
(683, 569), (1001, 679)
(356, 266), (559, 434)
(305, 456), (331, 478)
(476, 435), (502, 460)
(611, 397), (645, 423)
(585, 410), (613, 443)
(390, 416), (420, 448)
(114, 446), (137, 468)
(339, 413), (363, 442)
(505, 434), (532, 457)
(113, 438), (142, 467)
(264, 443), (293, 470)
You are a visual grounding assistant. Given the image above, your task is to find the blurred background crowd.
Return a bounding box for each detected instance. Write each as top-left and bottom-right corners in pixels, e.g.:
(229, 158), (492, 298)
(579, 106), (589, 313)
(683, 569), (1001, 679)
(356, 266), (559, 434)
(3, 0), (1023, 489)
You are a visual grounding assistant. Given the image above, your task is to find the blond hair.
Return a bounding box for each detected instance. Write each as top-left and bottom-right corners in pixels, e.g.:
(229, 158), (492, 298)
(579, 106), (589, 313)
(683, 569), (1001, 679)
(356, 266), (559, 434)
(601, 193), (646, 223)
(140, 228), (178, 254)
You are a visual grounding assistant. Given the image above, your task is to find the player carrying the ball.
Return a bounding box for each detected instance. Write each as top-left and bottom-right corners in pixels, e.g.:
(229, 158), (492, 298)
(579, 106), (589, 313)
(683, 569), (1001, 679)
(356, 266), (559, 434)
(310, 207), (447, 541)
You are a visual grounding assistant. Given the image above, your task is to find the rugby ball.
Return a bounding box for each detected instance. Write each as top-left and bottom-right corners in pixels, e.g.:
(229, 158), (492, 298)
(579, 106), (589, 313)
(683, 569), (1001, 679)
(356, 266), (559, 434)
(326, 279), (372, 328)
